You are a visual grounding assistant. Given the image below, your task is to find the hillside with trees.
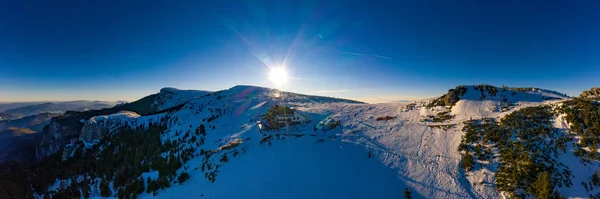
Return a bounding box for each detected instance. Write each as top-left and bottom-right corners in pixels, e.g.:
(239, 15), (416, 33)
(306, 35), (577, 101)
(459, 106), (572, 198)
(0, 85), (598, 199)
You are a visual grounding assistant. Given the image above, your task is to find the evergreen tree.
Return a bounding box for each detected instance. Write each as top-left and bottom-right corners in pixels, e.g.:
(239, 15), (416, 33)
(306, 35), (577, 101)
(136, 177), (145, 194)
(82, 182), (91, 198)
(220, 154), (229, 163)
(100, 178), (111, 197)
(532, 172), (554, 199)
(178, 172), (190, 184)
(404, 188), (412, 199)
(461, 150), (475, 172)
(146, 178), (155, 194)
(590, 143), (598, 160)
(200, 124), (206, 136)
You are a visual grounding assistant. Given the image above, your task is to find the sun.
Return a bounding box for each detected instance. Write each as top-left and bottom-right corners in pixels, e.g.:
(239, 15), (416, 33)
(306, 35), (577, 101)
(269, 66), (288, 86)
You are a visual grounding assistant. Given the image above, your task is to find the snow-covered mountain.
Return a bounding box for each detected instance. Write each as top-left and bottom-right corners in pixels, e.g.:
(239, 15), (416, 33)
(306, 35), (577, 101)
(1, 84), (598, 199)
(427, 85), (568, 108)
(152, 87), (212, 112)
(0, 88), (209, 163)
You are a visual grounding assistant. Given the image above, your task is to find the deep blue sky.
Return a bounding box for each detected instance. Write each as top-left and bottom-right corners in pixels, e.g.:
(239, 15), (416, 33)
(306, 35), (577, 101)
(1, 0), (599, 102)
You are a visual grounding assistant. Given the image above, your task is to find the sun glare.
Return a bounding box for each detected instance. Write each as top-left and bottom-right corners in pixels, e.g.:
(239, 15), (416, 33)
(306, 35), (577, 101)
(269, 67), (288, 86)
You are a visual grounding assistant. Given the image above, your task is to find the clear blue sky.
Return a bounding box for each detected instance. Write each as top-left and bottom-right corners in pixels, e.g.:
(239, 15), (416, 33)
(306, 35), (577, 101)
(1, 0), (599, 103)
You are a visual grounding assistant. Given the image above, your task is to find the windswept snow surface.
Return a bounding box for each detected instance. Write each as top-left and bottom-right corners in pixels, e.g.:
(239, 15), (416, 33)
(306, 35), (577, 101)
(62, 85), (596, 199)
(142, 137), (412, 199)
(308, 103), (479, 199)
(154, 87), (212, 111)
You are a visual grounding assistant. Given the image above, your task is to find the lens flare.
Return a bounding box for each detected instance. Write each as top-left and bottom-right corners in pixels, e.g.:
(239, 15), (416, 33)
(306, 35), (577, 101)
(269, 67), (288, 86)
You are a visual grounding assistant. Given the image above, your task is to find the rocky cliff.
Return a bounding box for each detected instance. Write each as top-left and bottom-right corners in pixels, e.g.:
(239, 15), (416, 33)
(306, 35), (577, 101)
(79, 111), (140, 141)
(8, 87), (212, 162)
(35, 118), (81, 160)
(581, 86), (600, 97)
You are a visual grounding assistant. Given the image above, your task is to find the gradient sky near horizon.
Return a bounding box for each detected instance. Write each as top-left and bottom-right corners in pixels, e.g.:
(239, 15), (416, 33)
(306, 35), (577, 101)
(1, 0), (599, 103)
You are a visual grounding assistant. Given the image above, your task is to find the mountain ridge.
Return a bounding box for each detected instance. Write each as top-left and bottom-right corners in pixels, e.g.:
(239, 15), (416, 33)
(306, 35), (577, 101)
(427, 84), (569, 108)
(0, 84), (597, 199)
(0, 101), (122, 119)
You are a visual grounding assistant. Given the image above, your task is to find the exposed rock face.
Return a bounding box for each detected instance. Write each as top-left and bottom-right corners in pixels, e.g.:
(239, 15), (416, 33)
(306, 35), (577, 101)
(5, 88), (172, 162)
(581, 86), (600, 97)
(79, 111), (140, 141)
(46, 119), (62, 138)
(80, 119), (106, 141)
(59, 111), (141, 160)
(35, 119), (80, 160)
(35, 111), (142, 161)
(4, 88), (212, 162)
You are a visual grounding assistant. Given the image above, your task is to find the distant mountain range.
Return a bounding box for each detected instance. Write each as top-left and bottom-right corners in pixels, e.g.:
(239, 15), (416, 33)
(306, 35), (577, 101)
(0, 101), (123, 164)
(0, 100), (123, 120)
(0, 102), (42, 112)
(0, 113), (61, 133)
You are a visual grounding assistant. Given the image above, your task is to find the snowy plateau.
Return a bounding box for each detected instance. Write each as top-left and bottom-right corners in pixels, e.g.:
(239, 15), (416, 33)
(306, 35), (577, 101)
(29, 85), (600, 199)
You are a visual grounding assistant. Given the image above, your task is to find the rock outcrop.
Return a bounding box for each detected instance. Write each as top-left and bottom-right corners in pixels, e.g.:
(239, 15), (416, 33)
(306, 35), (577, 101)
(79, 111), (140, 141)
(79, 119), (106, 141)
(35, 118), (80, 160)
(581, 86), (600, 97)
(427, 84), (569, 108)
(59, 111), (141, 160)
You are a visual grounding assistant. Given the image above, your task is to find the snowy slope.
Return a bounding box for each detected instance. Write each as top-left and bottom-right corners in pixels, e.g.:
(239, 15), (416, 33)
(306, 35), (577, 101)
(43, 85), (598, 199)
(458, 85), (569, 102)
(134, 86), (408, 198)
(142, 135), (410, 199)
(302, 102), (487, 198)
(553, 113), (600, 197)
(153, 87), (212, 112)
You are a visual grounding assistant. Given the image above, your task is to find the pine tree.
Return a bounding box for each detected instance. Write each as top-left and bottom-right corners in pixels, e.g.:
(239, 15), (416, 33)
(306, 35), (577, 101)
(220, 154), (229, 163)
(136, 177), (145, 194)
(100, 178), (111, 197)
(404, 188), (412, 199)
(200, 124), (206, 136)
(532, 171), (553, 199)
(178, 172), (190, 184)
(146, 178), (155, 194)
(590, 143), (598, 160)
(160, 176), (171, 188)
(461, 150), (475, 172)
